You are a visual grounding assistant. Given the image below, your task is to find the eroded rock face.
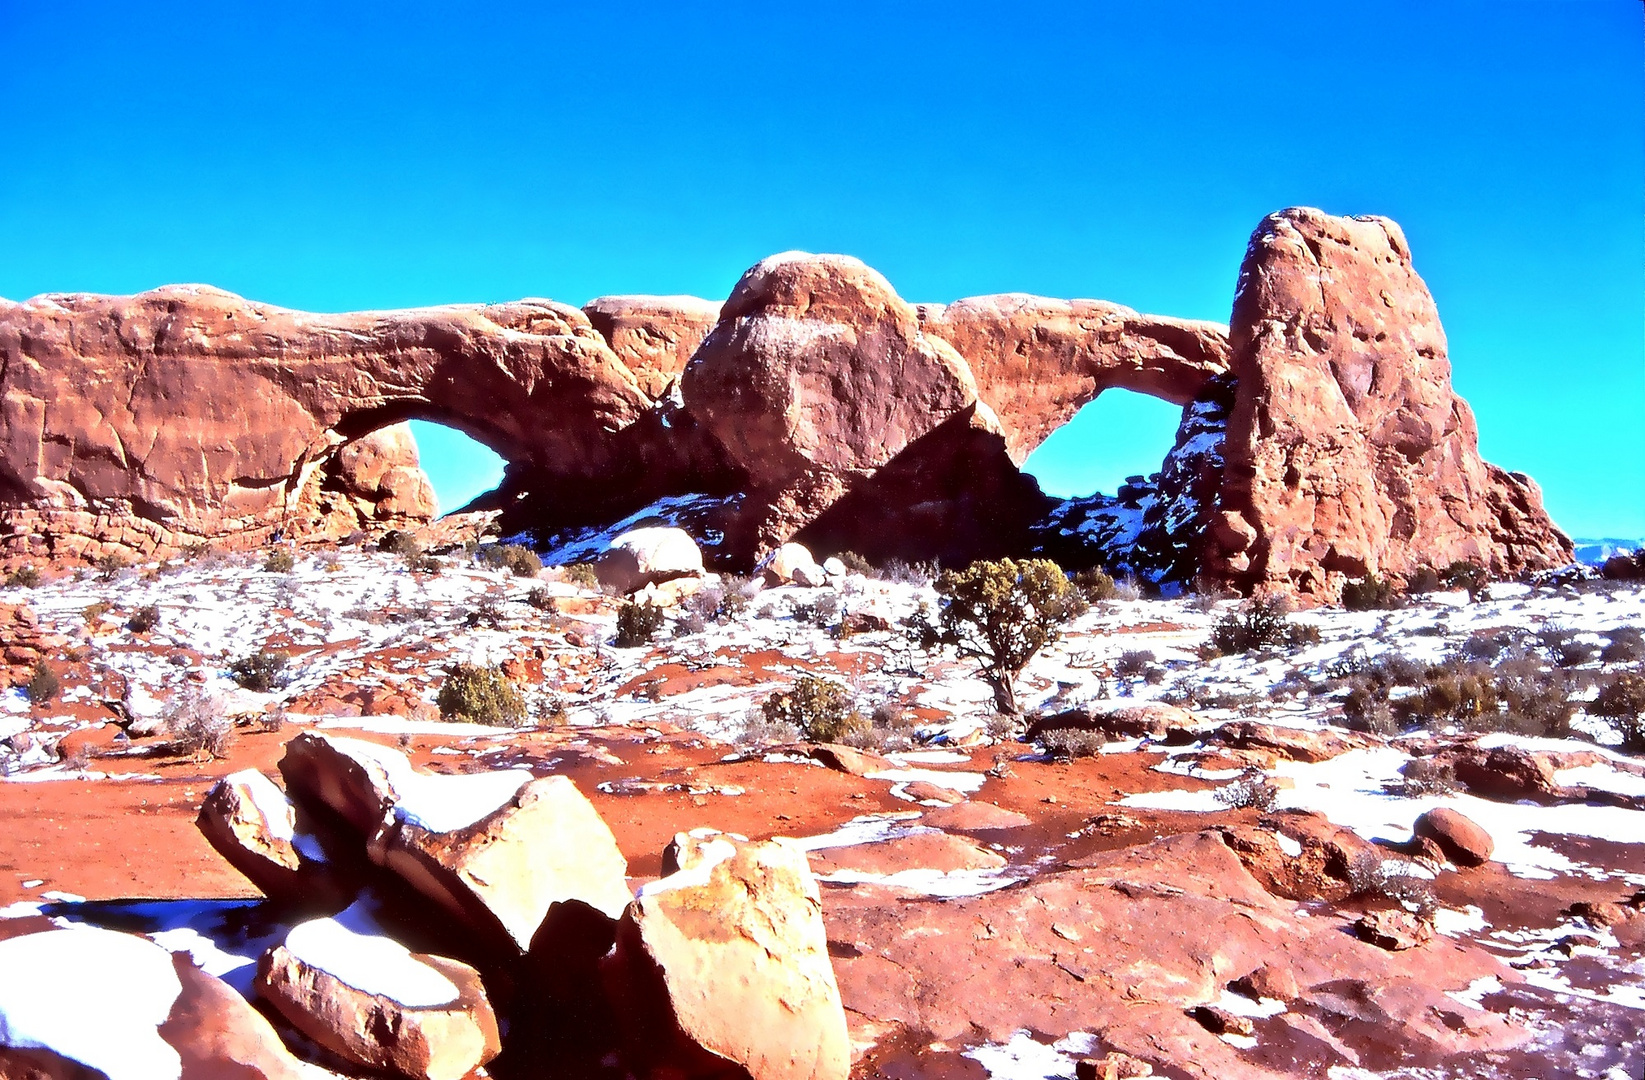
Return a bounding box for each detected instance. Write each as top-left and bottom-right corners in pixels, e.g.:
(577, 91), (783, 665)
(584, 295), (721, 399)
(604, 834), (850, 1080)
(921, 295), (1231, 464)
(680, 253), (991, 557)
(0, 287), (650, 561)
(1206, 208), (1571, 598)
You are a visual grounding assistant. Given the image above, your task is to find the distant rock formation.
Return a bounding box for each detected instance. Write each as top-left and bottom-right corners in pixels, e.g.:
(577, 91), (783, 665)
(0, 209), (1572, 595)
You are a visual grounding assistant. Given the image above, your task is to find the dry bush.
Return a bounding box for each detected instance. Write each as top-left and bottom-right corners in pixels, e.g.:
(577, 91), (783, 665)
(1114, 649), (1155, 677)
(262, 548), (296, 573)
(561, 562), (600, 589)
(1342, 574), (1403, 611)
(126, 604), (161, 633)
(167, 688), (231, 759)
(1038, 726), (1107, 759)
(5, 566), (40, 588)
(1072, 568), (1118, 601)
(24, 661), (60, 705)
(1206, 597), (1319, 656)
(229, 650), (291, 693)
(1347, 849), (1437, 916)
(832, 551), (875, 576)
(1215, 770), (1279, 811)
(1390, 757), (1459, 797)
(378, 530), (422, 556)
(615, 601), (666, 647)
(476, 543), (542, 577)
(1592, 670), (1645, 752)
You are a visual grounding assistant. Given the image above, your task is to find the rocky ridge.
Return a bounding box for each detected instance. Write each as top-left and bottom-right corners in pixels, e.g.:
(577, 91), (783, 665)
(0, 209), (1570, 599)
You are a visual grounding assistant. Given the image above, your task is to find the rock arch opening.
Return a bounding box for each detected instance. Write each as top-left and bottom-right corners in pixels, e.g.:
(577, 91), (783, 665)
(404, 420), (506, 516)
(1022, 388), (1186, 502)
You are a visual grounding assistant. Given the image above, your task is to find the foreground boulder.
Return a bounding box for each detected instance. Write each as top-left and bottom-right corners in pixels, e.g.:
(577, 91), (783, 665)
(195, 769), (347, 909)
(604, 833), (849, 1080)
(256, 901), (500, 1080)
(0, 926), (316, 1079)
(279, 733), (632, 953)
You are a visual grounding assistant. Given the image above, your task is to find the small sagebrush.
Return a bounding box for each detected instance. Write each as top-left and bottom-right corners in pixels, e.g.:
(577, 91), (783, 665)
(1215, 770), (1279, 811)
(126, 604), (161, 633)
(1038, 726), (1106, 759)
(1346, 850), (1437, 915)
(263, 548), (296, 574)
(5, 566), (41, 588)
(437, 663), (527, 726)
(562, 562), (600, 589)
(1341, 574), (1402, 611)
(166, 688), (232, 759)
(1207, 597), (1319, 655)
(476, 543), (542, 578)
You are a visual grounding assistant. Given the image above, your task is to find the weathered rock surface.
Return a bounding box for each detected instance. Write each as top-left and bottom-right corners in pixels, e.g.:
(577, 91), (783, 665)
(257, 907), (500, 1080)
(1356, 908), (1434, 951)
(1412, 807), (1494, 866)
(832, 831), (1519, 1079)
(0, 213), (1571, 592)
(0, 927), (318, 1080)
(195, 769), (346, 909)
(583, 295), (721, 399)
(604, 834), (849, 1080)
(765, 541), (824, 587)
(920, 295), (1231, 464)
(1204, 208), (1571, 597)
(807, 829), (1006, 876)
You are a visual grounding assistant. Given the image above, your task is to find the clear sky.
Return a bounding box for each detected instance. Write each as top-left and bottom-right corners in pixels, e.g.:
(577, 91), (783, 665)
(1, 2), (1639, 533)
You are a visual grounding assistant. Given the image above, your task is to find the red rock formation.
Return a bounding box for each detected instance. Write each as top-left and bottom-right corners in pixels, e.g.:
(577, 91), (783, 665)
(0, 286), (651, 561)
(921, 295), (1231, 463)
(680, 252), (1012, 557)
(583, 295), (720, 399)
(1206, 208), (1571, 597)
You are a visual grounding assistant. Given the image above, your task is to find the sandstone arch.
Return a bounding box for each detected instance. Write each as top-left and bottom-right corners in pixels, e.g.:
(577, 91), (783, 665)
(0, 285), (655, 559)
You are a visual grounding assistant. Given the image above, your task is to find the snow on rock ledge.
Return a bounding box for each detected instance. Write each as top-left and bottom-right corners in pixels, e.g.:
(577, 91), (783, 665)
(257, 900), (500, 1080)
(196, 769), (347, 910)
(0, 926), (316, 1080)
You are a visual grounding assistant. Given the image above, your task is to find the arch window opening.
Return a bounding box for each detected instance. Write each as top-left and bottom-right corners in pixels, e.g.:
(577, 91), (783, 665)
(406, 420), (507, 516)
(1021, 389), (1185, 502)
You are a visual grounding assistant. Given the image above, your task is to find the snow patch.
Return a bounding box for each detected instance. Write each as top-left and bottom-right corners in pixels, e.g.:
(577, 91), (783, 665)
(284, 900), (459, 1007)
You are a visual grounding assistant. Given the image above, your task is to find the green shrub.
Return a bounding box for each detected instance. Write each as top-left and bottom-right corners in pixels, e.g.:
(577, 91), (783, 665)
(1114, 649), (1154, 677)
(1404, 566), (1442, 594)
(1071, 568), (1119, 602)
(615, 600), (665, 648)
(378, 530), (423, 556)
(908, 558), (1087, 714)
(1601, 628), (1645, 665)
(476, 543), (542, 577)
(1408, 658), (1499, 726)
(833, 551), (874, 576)
(1207, 597), (1318, 655)
(5, 566), (40, 588)
(527, 586), (558, 612)
(229, 649), (291, 693)
(126, 604), (161, 633)
(24, 661), (60, 705)
(1440, 560), (1489, 600)
(762, 676), (866, 743)
(405, 553), (444, 575)
(437, 663), (527, 726)
(94, 553), (127, 579)
(82, 601), (111, 625)
(1341, 574), (1402, 611)
(562, 562), (600, 589)
(1592, 671), (1645, 752)
(263, 548), (296, 573)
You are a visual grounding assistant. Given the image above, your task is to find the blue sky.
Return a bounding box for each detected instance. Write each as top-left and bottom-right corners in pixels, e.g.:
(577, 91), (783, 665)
(1, 2), (1639, 532)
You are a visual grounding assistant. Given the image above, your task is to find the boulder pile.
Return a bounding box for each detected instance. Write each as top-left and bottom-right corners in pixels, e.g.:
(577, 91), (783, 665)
(0, 732), (849, 1080)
